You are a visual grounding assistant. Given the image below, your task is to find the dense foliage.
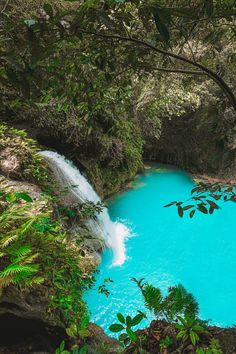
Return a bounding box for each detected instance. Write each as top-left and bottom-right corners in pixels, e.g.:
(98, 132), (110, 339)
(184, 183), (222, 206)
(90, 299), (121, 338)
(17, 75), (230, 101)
(0, 185), (94, 324)
(1, 0), (235, 194)
(108, 278), (228, 353)
(0, 125), (98, 353)
(0, 1), (236, 353)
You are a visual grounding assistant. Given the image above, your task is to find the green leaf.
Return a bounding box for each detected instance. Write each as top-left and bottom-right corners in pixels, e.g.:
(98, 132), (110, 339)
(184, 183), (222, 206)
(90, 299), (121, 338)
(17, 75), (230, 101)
(60, 340), (65, 351)
(43, 3), (54, 17)
(15, 192), (33, 202)
(117, 313), (125, 324)
(152, 8), (170, 42)
(210, 194), (221, 200)
(78, 346), (88, 354)
(78, 329), (90, 338)
(183, 205), (194, 211)
(66, 324), (77, 338)
(131, 313), (143, 326)
(80, 314), (90, 328)
(192, 324), (205, 332)
(206, 200), (220, 209)
(209, 206), (214, 214)
(190, 331), (196, 345)
(176, 330), (184, 339)
(164, 201), (176, 207)
(109, 324), (124, 333)
(190, 330), (199, 346)
(177, 316), (186, 326)
(127, 327), (137, 342)
(5, 193), (17, 203)
(191, 186), (201, 195)
(197, 204), (208, 214)
(178, 205), (183, 217)
(125, 315), (132, 328)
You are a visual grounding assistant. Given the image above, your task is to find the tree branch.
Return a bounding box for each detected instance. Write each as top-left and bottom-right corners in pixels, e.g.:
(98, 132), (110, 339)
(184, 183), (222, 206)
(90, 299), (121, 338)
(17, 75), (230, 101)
(77, 29), (236, 114)
(147, 66), (205, 75)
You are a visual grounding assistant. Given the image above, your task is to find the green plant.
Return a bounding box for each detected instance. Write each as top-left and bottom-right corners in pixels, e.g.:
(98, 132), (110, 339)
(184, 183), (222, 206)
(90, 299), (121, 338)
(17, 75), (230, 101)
(66, 312), (90, 339)
(0, 191), (46, 288)
(159, 335), (173, 351)
(0, 186), (94, 333)
(55, 341), (88, 354)
(0, 191), (33, 203)
(133, 278), (199, 322)
(165, 182), (236, 218)
(55, 340), (70, 354)
(109, 312), (145, 347)
(196, 338), (223, 354)
(98, 278), (114, 297)
(176, 315), (208, 346)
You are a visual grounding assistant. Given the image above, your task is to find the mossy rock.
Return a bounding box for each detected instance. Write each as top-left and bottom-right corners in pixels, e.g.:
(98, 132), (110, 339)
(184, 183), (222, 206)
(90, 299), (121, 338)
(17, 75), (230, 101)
(0, 123), (49, 186)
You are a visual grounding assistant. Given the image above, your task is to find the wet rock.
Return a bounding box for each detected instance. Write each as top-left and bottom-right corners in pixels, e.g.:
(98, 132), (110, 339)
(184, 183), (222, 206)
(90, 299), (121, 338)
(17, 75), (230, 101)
(0, 175), (42, 199)
(86, 323), (119, 354)
(0, 147), (22, 178)
(0, 285), (61, 327)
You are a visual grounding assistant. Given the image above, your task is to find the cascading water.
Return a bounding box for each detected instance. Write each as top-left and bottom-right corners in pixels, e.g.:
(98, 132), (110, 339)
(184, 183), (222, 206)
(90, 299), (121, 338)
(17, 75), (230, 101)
(40, 151), (130, 266)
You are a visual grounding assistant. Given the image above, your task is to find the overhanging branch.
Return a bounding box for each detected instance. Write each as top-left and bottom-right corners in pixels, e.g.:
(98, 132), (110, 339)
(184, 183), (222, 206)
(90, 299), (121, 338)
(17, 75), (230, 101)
(77, 29), (236, 114)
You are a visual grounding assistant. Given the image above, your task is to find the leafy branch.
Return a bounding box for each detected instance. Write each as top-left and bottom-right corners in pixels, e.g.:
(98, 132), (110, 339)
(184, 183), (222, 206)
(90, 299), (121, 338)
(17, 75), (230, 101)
(165, 182), (236, 218)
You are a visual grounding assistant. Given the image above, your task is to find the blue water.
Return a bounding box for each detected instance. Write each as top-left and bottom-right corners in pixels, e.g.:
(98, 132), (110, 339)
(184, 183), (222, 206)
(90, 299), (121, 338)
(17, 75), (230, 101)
(84, 166), (236, 334)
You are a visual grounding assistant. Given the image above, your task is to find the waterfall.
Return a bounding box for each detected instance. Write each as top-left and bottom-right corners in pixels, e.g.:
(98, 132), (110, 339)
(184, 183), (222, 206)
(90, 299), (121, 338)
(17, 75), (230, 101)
(40, 151), (130, 266)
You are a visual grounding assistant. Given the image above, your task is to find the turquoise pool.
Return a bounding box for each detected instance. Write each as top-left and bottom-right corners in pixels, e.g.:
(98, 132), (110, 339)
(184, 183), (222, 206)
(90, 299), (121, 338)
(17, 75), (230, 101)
(84, 166), (236, 334)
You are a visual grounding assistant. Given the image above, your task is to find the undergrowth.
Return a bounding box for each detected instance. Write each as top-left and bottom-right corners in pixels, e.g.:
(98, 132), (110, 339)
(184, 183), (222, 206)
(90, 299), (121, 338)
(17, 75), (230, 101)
(0, 188), (94, 329)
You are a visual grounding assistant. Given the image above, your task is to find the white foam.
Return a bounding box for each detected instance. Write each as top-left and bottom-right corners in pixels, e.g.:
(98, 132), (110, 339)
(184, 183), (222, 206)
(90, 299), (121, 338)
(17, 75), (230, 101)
(40, 150), (130, 266)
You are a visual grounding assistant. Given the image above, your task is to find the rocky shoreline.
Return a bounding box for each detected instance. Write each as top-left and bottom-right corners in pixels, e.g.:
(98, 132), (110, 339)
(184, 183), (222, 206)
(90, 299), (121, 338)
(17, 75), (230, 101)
(193, 173), (236, 186)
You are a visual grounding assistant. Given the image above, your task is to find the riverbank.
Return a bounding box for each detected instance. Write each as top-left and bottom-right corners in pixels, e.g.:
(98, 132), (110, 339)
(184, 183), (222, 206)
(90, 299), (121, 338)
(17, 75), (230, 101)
(194, 174), (236, 186)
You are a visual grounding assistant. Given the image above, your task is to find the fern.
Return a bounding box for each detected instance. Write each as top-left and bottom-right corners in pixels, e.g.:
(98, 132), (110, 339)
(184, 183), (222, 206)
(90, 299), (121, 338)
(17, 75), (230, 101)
(135, 279), (199, 322)
(10, 245), (32, 257)
(19, 219), (37, 236)
(164, 284), (199, 320)
(22, 276), (44, 287)
(142, 284), (163, 316)
(0, 264), (39, 277)
(19, 253), (40, 264)
(1, 234), (18, 248)
(0, 276), (15, 288)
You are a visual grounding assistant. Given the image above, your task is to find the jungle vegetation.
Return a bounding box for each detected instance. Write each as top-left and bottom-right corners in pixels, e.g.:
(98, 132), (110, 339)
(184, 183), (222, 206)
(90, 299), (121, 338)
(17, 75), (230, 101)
(0, 1), (236, 353)
(1, 0), (236, 194)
